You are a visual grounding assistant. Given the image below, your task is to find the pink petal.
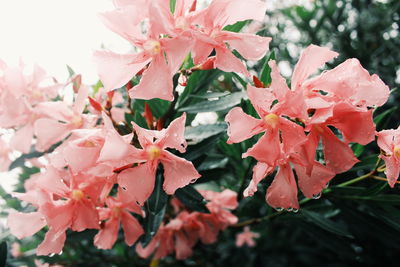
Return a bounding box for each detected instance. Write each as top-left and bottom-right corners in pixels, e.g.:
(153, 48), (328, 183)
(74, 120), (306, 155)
(99, 7), (145, 42)
(224, 32), (271, 61)
(304, 58), (389, 107)
(71, 199), (100, 232)
(161, 151), (201, 195)
(7, 212), (46, 239)
(118, 163), (156, 205)
(10, 123), (34, 154)
(246, 84), (275, 116)
(129, 54), (174, 101)
(94, 50), (150, 92)
(64, 145), (99, 174)
(136, 237), (159, 259)
(121, 211), (144, 246)
(215, 47), (250, 77)
(34, 118), (72, 152)
(36, 228), (66, 256)
(73, 84), (89, 115)
(377, 128), (400, 154)
(291, 44), (339, 91)
(381, 155), (400, 188)
(243, 131), (281, 167)
(294, 162), (335, 198)
(321, 127), (359, 173)
(279, 118), (307, 154)
(41, 202), (73, 233)
(3, 67), (26, 97)
(244, 162), (273, 197)
(191, 37), (215, 65)
(266, 164), (299, 210)
(162, 37), (193, 73)
(328, 102), (375, 145)
(225, 107), (263, 144)
(37, 168), (70, 197)
(94, 218), (119, 249)
(158, 113), (187, 153)
(268, 60), (290, 100)
(175, 231), (193, 260)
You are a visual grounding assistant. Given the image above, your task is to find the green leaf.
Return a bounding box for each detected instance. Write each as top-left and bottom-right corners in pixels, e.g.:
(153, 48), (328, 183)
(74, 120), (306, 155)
(198, 155), (229, 171)
(183, 134), (222, 161)
(66, 65), (75, 77)
(174, 185), (210, 213)
(351, 143), (365, 157)
(223, 20), (249, 32)
(374, 106), (397, 127)
(189, 92), (230, 99)
(179, 91), (246, 113)
(185, 123), (227, 140)
(301, 210), (353, 238)
(141, 168), (168, 247)
(0, 241), (7, 267)
(170, 0), (176, 13)
(259, 50), (276, 85)
(125, 112), (147, 129)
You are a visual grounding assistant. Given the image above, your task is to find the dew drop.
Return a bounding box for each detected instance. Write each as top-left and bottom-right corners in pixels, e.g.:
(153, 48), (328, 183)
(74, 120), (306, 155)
(287, 207), (293, 212)
(312, 192), (322, 199)
(292, 208), (299, 213)
(190, 178), (197, 183)
(325, 182), (330, 189)
(150, 231), (155, 236)
(58, 251), (63, 255)
(122, 187), (127, 191)
(49, 253), (55, 257)
(275, 207), (283, 212)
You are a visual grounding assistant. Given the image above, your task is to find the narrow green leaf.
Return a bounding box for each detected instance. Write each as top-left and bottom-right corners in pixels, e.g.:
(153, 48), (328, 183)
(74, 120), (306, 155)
(301, 210), (353, 238)
(174, 185), (210, 213)
(183, 134), (222, 161)
(141, 169), (168, 247)
(185, 123), (227, 140)
(198, 156), (229, 171)
(260, 50), (276, 85)
(66, 65), (75, 77)
(170, 0), (176, 13)
(0, 241), (7, 267)
(374, 106), (397, 126)
(223, 20), (249, 33)
(351, 143), (365, 157)
(179, 91), (246, 113)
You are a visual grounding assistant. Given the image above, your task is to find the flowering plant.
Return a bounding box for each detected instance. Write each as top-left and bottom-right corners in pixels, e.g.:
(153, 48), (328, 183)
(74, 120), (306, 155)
(1, 0), (399, 266)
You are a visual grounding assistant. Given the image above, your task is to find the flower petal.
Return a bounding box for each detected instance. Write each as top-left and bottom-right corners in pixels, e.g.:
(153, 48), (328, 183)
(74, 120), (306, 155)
(266, 164), (299, 210)
(7, 212), (46, 239)
(121, 211), (144, 246)
(225, 107), (263, 144)
(162, 152), (201, 195)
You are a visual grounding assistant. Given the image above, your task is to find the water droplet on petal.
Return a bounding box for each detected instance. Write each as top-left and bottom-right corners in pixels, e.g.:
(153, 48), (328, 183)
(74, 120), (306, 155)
(287, 207), (293, 212)
(190, 178), (197, 183)
(58, 251), (63, 255)
(325, 182), (330, 189)
(292, 208), (299, 213)
(49, 253), (55, 257)
(312, 192), (322, 199)
(150, 231), (155, 236)
(275, 207), (283, 212)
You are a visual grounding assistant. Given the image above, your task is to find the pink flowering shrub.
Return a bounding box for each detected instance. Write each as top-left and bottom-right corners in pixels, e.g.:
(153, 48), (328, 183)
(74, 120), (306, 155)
(0, 0), (399, 266)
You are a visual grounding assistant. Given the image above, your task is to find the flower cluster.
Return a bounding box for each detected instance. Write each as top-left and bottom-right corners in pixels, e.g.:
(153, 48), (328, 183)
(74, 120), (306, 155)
(7, 110), (201, 255)
(226, 44), (390, 210)
(94, 0), (271, 100)
(136, 189), (238, 260)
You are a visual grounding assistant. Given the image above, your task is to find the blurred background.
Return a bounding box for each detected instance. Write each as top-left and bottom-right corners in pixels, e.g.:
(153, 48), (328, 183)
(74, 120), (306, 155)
(1, 0), (400, 266)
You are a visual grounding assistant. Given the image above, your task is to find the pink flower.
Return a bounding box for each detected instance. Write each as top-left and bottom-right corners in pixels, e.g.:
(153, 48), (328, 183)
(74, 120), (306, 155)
(94, 193), (144, 249)
(190, 0), (271, 76)
(377, 126), (400, 187)
(235, 226), (260, 247)
(34, 85), (95, 152)
(118, 113), (201, 204)
(136, 189), (238, 260)
(0, 137), (12, 171)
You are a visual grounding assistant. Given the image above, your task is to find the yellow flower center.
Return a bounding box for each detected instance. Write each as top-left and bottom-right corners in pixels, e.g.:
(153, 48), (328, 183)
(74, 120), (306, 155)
(71, 115), (83, 128)
(146, 145), (162, 160)
(71, 190), (85, 201)
(143, 40), (162, 56)
(264, 113), (279, 129)
(112, 207), (122, 218)
(83, 140), (96, 147)
(394, 146), (400, 158)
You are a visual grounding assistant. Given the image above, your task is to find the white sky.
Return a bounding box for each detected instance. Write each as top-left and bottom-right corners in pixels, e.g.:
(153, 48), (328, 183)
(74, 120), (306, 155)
(0, 0), (132, 84)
